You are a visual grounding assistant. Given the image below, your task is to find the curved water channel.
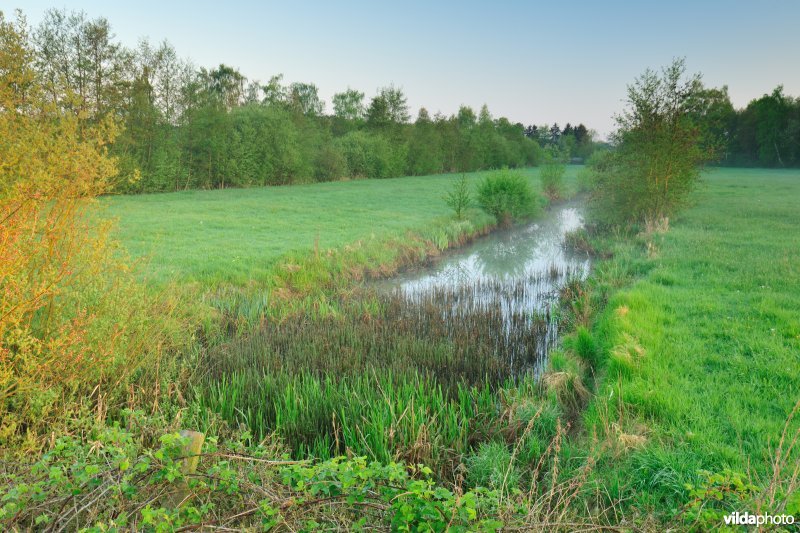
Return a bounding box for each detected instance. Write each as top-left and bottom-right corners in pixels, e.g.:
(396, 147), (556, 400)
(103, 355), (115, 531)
(376, 201), (591, 378)
(201, 202), (593, 451)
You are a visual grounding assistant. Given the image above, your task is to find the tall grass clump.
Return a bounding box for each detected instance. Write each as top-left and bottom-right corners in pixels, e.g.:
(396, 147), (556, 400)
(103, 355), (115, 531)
(466, 441), (520, 493)
(197, 370), (501, 470)
(540, 160), (566, 201)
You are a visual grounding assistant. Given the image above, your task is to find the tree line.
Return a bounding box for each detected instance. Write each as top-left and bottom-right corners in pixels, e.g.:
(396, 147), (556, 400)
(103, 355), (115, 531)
(695, 85), (800, 168)
(24, 8), (597, 194)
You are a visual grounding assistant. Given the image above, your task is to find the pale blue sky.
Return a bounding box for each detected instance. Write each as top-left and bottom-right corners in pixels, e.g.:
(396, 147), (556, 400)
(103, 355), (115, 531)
(13, 1), (800, 137)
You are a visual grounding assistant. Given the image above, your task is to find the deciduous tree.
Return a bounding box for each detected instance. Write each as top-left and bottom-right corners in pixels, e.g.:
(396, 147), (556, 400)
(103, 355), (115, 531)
(590, 58), (716, 228)
(332, 87), (365, 121)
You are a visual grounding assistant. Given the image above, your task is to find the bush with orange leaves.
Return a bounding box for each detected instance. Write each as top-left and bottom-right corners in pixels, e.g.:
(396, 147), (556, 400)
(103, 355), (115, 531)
(0, 12), (190, 449)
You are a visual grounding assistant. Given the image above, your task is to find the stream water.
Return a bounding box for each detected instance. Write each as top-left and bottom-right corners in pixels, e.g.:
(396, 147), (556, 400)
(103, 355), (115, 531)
(376, 202), (591, 377)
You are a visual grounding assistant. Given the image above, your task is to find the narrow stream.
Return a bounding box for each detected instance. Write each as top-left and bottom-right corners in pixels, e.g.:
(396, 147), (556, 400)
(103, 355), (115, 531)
(376, 201), (591, 377)
(201, 202), (593, 452)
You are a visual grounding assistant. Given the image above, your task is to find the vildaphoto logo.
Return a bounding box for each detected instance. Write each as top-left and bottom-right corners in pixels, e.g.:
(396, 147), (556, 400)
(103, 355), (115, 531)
(723, 511), (795, 526)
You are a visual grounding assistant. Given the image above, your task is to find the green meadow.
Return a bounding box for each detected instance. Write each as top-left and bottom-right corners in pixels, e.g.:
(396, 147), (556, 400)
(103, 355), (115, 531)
(584, 167), (800, 510)
(105, 167), (581, 285)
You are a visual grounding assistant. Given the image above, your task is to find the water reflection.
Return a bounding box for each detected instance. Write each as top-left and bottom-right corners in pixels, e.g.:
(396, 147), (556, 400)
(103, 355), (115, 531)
(377, 203), (591, 376)
(385, 204), (589, 307)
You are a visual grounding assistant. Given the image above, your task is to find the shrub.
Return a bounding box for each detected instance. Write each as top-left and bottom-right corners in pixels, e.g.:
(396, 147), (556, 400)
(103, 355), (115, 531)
(335, 131), (404, 179)
(313, 144), (348, 181)
(0, 15), (190, 447)
(444, 174), (472, 219)
(476, 169), (537, 226)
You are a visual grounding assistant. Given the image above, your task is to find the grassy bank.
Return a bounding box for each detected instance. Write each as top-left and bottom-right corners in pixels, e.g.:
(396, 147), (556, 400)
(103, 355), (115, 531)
(579, 167), (800, 519)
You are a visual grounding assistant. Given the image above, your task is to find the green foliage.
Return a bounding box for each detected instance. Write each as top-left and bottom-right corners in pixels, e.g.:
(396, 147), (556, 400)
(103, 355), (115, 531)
(526, 122), (596, 162)
(0, 416), (212, 530)
(366, 85), (410, 128)
(331, 88), (365, 121)
(444, 174), (472, 219)
(708, 85), (800, 168)
(407, 108), (444, 175)
(0, 415), (543, 531)
(313, 143), (348, 182)
(476, 169), (538, 225)
(335, 130), (404, 179)
(681, 470), (760, 531)
(589, 59), (714, 227)
(228, 104), (306, 185)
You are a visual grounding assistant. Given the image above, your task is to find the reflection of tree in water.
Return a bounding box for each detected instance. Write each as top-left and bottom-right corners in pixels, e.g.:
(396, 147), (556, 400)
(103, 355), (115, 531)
(469, 211), (579, 281)
(394, 204), (590, 310)
(380, 205), (595, 382)
(471, 228), (544, 279)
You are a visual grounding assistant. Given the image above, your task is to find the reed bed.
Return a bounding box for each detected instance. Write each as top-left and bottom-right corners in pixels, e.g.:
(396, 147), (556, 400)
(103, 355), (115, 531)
(197, 270), (584, 469)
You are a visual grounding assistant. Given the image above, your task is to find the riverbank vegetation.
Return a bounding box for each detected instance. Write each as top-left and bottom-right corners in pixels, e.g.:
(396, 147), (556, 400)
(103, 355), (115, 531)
(475, 169), (539, 226)
(589, 59), (716, 229)
(0, 12), (194, 452)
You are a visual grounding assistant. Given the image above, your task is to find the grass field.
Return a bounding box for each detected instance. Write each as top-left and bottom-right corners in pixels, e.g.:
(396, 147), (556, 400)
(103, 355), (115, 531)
(585, 167), (800, 511)
(105, 167), (581, 285)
